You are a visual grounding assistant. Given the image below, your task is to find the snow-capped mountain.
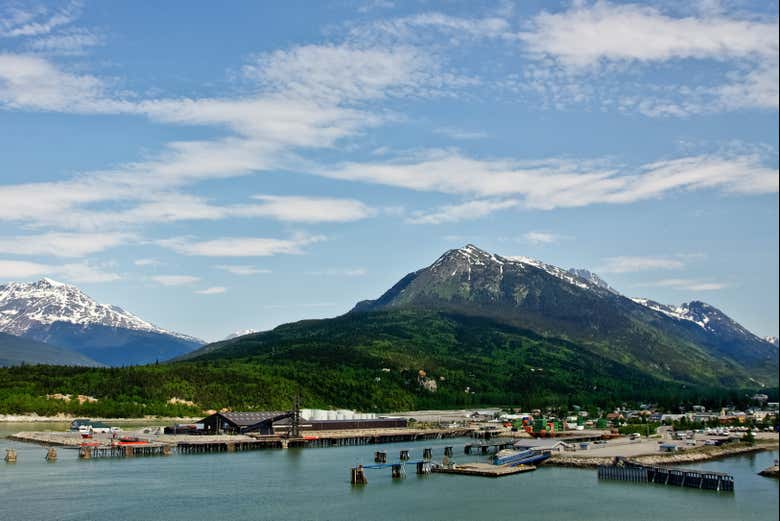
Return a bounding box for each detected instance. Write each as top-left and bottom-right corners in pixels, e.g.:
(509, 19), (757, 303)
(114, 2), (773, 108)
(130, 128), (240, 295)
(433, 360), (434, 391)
(0, 278), (195, 339)
(352, 244), (777, 387)
(224, 329), (258, 340)
(567, 268), (618, 294)
(765, 336), (779, 347)
(0, 278), (203, 366)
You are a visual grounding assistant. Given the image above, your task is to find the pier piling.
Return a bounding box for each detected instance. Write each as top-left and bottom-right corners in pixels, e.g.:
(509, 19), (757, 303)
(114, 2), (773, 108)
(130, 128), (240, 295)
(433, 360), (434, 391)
(351, 465), (368, 485)
(45, 448), (57, 462)
(4, 448), (17, 463)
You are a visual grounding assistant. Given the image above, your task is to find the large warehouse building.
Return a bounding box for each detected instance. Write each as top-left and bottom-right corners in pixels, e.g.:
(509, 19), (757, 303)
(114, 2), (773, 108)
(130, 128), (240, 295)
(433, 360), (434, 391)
(195, 410), (407, 435)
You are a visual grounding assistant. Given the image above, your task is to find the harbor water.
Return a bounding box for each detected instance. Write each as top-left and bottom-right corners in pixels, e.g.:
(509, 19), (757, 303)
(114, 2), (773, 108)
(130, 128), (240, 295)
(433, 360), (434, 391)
(1, 424), (777, 521)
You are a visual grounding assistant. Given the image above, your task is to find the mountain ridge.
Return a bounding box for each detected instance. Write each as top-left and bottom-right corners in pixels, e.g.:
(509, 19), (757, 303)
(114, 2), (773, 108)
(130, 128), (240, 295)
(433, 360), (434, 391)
(0, 279), (204, 366)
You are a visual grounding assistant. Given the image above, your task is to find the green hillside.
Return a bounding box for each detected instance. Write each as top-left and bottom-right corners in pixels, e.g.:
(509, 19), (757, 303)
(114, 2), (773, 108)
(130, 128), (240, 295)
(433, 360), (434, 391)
(0, 332), (102, 367)
(0, 309), (770, 417)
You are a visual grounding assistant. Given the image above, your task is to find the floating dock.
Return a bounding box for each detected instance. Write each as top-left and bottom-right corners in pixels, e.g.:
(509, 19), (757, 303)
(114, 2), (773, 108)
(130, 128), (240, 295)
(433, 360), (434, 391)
(432, 463), (537, 477)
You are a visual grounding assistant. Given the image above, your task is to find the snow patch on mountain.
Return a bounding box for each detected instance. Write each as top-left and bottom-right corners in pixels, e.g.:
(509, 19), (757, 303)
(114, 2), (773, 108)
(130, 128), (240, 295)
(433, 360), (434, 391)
(0, 279), (199, 342)
(225, 329), (258, 340)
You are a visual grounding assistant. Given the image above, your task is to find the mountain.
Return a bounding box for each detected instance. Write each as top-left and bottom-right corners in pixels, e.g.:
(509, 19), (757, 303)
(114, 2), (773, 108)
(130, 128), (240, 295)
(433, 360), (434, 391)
(0, 279), (203, 366)
(224, 329), (258, 340)
(567, 268), (618, 294)
(766, 336), (779, 348)
(0, 331), (102, 367)
(351, 244), (778, 387)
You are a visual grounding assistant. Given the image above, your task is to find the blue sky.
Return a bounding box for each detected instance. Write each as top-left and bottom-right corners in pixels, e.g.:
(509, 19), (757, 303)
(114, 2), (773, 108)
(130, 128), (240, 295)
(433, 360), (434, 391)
(0, 0), (777, 341)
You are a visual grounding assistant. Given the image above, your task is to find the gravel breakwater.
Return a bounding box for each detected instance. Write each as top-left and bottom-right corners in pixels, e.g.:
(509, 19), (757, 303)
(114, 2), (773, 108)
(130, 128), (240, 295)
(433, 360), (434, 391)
(548, 440), (779, 469)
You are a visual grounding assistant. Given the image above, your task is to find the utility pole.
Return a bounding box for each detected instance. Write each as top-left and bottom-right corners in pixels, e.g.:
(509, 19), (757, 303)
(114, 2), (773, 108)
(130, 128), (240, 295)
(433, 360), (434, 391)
(290, 392), (301, 438)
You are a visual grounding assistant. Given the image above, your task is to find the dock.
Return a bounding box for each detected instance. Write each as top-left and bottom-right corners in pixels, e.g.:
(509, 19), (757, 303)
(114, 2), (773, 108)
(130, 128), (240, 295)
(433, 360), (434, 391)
(597, 460), (734, 491)
(432, 462), (537, 477)
(463, 439), (517, 455)
(78, 443), (171, 459)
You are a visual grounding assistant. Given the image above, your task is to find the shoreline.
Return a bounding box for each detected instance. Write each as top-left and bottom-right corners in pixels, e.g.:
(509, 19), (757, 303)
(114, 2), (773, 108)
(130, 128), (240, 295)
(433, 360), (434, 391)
(0, 413), (201, 424)
(547, 440), (779, 468)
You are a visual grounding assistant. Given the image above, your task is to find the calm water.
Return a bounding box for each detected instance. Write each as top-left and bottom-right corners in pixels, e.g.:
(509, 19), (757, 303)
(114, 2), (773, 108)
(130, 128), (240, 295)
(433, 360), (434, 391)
(1, 424), (777, 521)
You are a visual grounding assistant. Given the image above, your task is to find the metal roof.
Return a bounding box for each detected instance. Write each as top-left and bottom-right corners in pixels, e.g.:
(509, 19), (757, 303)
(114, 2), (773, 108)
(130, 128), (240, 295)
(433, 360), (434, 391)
(210, 411), (291, 427)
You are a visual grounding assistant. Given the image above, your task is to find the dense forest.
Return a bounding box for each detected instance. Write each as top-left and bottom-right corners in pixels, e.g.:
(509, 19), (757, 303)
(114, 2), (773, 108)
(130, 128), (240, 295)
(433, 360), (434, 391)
(1, 311), (774, 417)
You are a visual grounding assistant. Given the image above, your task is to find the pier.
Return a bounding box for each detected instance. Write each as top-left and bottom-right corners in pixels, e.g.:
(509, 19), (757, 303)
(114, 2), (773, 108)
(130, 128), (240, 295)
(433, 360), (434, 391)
(597, 460), (734, 491)
(78, 443), (171, 459)
(463, 439), (516, 455)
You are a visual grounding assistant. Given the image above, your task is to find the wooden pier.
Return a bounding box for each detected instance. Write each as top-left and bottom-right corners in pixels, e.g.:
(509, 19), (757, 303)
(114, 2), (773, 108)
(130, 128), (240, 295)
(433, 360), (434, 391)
(78, 444), (171, 459)
(597, 460), (734, 491)
(176, 439), (281, 454)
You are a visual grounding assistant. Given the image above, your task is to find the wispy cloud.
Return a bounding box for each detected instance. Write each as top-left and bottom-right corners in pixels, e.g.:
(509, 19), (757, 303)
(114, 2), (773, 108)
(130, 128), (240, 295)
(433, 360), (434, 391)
(158, 234), (325, 257)
(0, 1), (82, 38)
(433, 127), (488, 140)
(518, 1), (779, 114)
(323, 152), (778, 209)
(523, 231), (563, 245)
(407, 199), (519, 224)
(0, 232), (132, 257)
(151, 275), (200, 286)
(0, 259), (119, 283)
(134, 258), (160, 266)
(214, 265), (271, 276)
(639, 278), (729, 291)
(25, 27), (103, 55)
(599, 256), (686, 274)
(195, 286), (227, 295)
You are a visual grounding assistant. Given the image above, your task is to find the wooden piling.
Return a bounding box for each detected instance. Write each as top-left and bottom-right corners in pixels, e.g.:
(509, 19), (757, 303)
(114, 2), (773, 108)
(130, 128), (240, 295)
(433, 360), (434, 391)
(45, 448), (57, 462)
(4, 448), (17, 463)
(351, 465), (368, 485)
(423, 448), (432, 460)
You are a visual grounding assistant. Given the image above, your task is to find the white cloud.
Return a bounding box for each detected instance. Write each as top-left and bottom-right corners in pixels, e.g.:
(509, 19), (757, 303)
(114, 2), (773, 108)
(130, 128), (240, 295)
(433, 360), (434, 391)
(0, 259), (119, 283)
(645, 278), (728, 291)
(0, 53), (132, 113)
(0, 2), (81, 38)
(322, 152), (778, 209)
(134, 258), (160, 266)
(215, 265), (271, 276)
(408, 199), (519, 224)
(518, 1), (779, 113)
(195, 286), (227, 295)
(523, 231), (562, 245)
(599, 256), (686, 274)
(25, 28), (103, 55)
(0, 232), (132, 257)
(158, 234), (325, 257)
(151, 275), (200, 286)
(433, 127), (488, 140)
(244, 195), (375, 223)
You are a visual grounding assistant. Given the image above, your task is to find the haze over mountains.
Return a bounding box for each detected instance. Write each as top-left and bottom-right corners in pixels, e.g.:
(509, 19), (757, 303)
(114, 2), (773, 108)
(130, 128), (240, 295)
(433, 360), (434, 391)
(0, 278), (203, 366)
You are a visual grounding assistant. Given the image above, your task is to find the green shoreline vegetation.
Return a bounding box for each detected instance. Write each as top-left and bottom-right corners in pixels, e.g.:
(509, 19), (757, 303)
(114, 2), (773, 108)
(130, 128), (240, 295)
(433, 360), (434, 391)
(1, 311), (776, 419)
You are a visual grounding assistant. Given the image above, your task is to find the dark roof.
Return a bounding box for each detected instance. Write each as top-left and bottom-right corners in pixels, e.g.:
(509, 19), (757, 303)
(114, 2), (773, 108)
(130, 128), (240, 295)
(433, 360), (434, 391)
(208, 411), (291, 427)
